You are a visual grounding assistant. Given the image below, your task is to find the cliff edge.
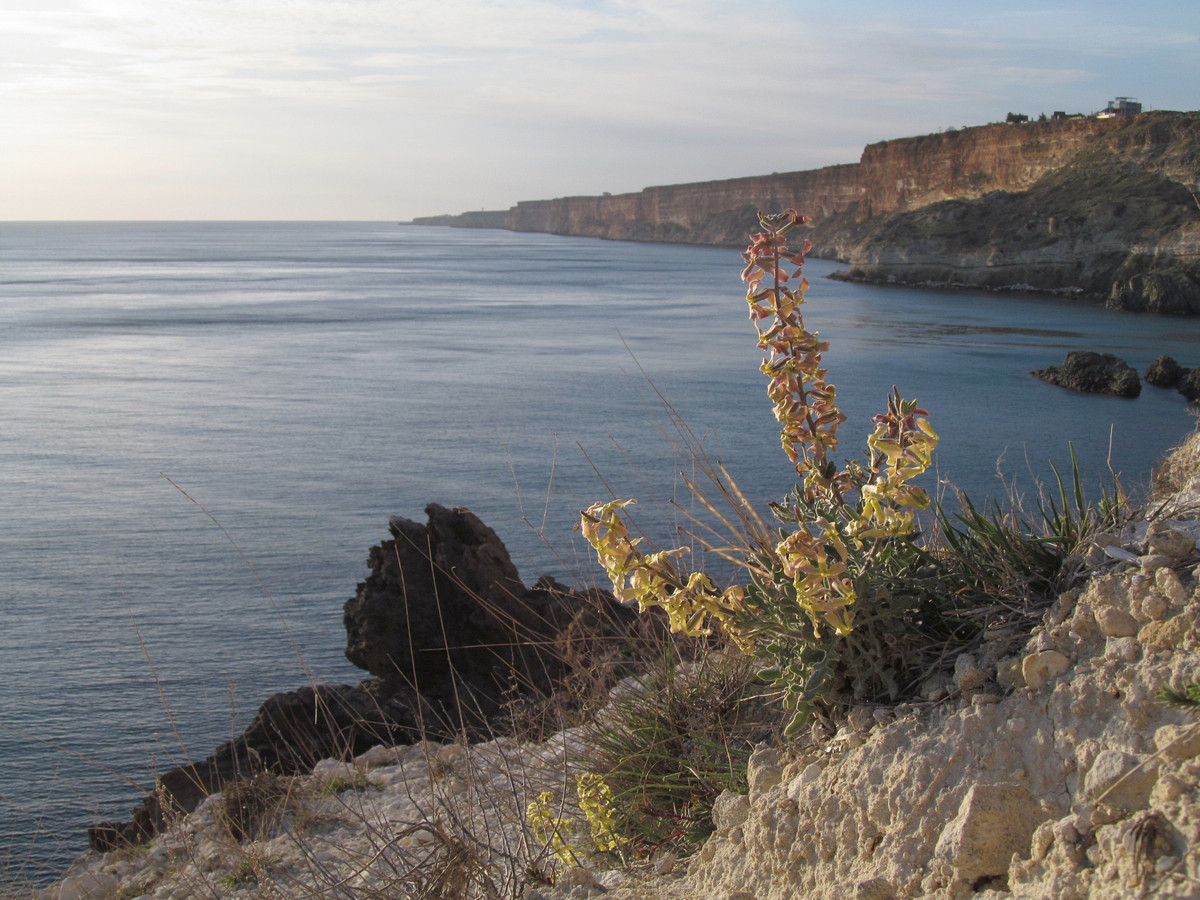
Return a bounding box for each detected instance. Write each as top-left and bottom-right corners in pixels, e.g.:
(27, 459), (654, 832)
(416, 111), (1200, 313)
(37, 430), (1200, 900)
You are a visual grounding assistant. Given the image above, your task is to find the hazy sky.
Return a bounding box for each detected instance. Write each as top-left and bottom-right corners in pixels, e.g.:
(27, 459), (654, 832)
(3, 0), (1197, 220)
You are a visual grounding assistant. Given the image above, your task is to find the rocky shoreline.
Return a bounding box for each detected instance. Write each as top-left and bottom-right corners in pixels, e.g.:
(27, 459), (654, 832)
(86, 504), (638, 854)
(31, 430), (1200, 900)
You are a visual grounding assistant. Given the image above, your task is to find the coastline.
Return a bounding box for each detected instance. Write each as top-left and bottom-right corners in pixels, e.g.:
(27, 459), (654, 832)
(413, 109), (1200, 314)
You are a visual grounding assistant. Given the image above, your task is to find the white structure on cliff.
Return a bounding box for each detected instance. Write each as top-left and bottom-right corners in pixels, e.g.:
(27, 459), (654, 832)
(1098, 96), (1143, 117)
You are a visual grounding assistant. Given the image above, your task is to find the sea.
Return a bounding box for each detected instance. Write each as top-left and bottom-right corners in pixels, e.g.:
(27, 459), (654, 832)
(1, 221), (1197, 886)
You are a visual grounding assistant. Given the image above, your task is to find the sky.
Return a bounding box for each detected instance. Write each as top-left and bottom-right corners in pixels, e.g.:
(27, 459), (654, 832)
(2, 0), (1197, 221)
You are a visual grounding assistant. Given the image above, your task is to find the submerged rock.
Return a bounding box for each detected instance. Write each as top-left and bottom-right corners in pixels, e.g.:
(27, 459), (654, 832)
(1032, 351), (1141, 397)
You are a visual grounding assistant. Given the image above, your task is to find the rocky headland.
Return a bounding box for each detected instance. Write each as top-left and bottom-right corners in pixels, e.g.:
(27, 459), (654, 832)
(35, 430), (1200, 900)
(415, 111), (1200, 313)
(85, 504), (638, 853)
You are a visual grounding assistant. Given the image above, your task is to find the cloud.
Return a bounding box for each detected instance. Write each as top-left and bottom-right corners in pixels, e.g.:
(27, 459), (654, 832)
(0, 0), (1195, 218)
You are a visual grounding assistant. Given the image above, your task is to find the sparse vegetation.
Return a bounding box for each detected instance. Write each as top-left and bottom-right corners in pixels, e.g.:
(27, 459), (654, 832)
(216, 772), (297, 843)
(218, 848), (280, 889)
(1158, 682), (1200, 714)
(311, 770), (378, 798)
(576, 641), (774, 856)
(584, 210), (1117, 732)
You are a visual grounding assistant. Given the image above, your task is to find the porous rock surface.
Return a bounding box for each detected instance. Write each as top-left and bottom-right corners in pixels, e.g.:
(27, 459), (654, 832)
(37, 435), (1200, 900)
(553, 435), (1200, 900)
(44, 730), (594, 900)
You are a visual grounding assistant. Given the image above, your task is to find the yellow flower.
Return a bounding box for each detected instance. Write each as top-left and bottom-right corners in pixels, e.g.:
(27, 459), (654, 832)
(576, 774), (624, 853)
(526, 791), (580, 869)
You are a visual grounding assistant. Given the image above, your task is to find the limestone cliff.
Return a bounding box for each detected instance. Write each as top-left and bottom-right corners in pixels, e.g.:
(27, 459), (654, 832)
(415, 111), (1200, 312)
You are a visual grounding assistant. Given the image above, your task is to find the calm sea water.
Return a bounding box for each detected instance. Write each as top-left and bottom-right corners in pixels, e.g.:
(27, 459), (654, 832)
(1, 222), (1196, 884)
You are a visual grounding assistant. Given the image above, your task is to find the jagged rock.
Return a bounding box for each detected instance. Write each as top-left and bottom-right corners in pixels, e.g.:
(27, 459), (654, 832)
(1032, 351), (1141, 397)
(342, 504), (636, 734)
(1145, 355), (1183, 387)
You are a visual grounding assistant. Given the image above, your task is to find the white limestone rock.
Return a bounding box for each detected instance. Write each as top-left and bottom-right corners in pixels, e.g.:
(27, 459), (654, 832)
(933, 782), (1053, 885)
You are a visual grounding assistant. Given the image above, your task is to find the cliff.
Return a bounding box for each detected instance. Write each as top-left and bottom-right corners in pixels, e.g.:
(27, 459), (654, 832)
(415, 111), (1200, 312)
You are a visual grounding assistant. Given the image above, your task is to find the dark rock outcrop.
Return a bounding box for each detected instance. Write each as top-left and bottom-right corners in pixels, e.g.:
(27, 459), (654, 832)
(91, 505), (636, 850)
(1032, 351), (1142, 398)
(343, 504), (636, 736)
(1178, 369), (1200, 403)
(1146, 355), (1184, 387)
(89, 682), (420, 850)
(1108, 267), (1200, 315)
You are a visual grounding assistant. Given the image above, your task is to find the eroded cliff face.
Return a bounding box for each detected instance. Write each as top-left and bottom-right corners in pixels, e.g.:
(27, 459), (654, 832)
(415, 111), (1200, 311)
(496, 164), (861, 245)
(824, 114), (1200, 313)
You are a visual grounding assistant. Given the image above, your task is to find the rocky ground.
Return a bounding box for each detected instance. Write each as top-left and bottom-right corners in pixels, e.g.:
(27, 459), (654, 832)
(33, 433), (1200, 900)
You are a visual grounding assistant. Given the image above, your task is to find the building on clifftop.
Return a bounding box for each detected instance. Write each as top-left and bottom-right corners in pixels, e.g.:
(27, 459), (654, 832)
(1098, 97), (1143, 117)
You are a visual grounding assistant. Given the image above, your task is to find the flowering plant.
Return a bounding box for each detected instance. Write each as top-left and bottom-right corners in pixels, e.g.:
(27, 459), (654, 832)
(582, 210), (950, 726)
(525, 773), (628, 876)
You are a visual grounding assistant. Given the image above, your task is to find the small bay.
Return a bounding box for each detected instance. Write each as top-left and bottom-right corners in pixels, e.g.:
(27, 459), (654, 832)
(0, 222), (1195, 884)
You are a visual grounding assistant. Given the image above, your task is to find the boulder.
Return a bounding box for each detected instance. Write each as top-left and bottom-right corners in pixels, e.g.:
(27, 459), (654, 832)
(1032, 351), (1141, 398)
(1145, 355), (1183, 387)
